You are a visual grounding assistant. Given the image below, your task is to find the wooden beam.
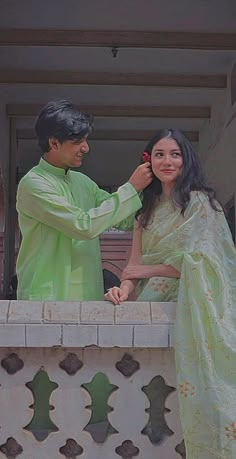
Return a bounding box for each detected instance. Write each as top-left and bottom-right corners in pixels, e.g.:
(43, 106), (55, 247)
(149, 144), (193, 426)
(8, 104), (210, 119)
(16, 128), (199, 142)
(0, 70), (226, 88)
(0, 29), (236, 50)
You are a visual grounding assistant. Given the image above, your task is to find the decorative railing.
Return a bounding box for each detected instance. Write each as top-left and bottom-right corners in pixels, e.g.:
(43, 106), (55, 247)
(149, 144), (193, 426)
(0, 300), (185, 459)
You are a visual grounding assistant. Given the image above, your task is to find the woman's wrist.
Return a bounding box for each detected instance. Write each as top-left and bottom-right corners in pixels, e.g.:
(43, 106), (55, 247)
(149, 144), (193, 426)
(120, 280), (135, 295)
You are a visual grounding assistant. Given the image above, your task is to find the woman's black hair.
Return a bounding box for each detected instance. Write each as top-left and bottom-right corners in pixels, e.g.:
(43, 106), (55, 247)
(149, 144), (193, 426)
(35, 100), (94, 153)
(136, 129), (220, 228)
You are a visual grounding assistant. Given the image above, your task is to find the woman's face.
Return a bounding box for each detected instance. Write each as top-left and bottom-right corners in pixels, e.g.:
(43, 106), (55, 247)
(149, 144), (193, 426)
(151, 137), (183, 186)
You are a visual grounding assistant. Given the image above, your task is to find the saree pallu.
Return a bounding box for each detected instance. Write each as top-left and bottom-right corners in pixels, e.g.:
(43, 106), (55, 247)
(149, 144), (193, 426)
(137, 192), (236, 458)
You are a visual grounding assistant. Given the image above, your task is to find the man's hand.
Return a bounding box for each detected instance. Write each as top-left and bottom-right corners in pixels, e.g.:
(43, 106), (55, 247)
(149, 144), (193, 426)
(128, 163), (153, 192)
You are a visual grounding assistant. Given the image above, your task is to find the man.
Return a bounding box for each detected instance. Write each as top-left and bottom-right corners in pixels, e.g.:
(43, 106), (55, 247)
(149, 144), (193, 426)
(16, 100), (152, 301)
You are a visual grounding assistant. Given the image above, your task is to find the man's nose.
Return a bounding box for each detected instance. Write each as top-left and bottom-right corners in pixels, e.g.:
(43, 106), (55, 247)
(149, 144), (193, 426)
(81, 142), (89, 154)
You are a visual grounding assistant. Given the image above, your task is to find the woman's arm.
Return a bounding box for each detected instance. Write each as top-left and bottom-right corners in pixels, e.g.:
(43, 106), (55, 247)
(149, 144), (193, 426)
(104, 221), (143, 304)
(121, 263), (180, 281)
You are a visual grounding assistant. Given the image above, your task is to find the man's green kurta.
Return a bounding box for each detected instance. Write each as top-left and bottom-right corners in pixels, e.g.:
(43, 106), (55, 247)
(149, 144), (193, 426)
(16, 158), (141, 301)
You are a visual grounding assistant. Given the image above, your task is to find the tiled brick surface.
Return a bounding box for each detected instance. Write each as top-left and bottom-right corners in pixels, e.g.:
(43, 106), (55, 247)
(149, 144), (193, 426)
(44, 301), (80, 323)
(98, 325), (133, 347)
(115, 302), (151, 324)
(0, 301), (176, 348)
(62, 324), (97, 347)
(151, 301), (176, 323)
(0, 324), (25, 346)
(134, 325), (169, 347)
(81, 301), (115, 324)
(0, 301), (9, 323)
(26, 324), (62, 347)
(8, 301), (43, 323)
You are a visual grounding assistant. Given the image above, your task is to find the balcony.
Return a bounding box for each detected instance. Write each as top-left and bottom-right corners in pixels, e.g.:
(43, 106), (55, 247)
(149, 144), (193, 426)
(0, 300), (184, 459)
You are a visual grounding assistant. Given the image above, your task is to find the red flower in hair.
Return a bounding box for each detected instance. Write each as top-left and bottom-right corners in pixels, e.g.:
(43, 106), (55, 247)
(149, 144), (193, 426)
(142, 151), (151, 163)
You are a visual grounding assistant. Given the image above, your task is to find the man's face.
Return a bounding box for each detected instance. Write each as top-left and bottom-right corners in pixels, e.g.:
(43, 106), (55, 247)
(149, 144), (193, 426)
(48, 136), (90, 169)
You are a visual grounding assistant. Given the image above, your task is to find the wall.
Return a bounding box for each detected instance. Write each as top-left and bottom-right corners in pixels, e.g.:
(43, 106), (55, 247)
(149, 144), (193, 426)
(0, 300), (184, 459)
(199, 63), (236, 205)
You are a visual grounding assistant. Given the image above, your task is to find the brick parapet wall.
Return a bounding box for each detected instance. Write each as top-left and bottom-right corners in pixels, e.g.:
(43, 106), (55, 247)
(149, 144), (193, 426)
(0, 300), (176, 348)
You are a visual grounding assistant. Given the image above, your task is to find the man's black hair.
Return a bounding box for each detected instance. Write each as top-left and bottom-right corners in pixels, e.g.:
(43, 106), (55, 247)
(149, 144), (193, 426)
(35, 100), (94, 153)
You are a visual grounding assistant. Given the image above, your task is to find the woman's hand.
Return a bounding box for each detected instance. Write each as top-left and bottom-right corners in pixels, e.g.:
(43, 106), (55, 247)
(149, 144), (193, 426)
(104, 286), (129, 305)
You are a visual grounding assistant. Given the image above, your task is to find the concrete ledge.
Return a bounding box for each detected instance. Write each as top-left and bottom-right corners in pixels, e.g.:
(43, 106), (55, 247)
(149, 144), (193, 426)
(0, 300), (176, 348)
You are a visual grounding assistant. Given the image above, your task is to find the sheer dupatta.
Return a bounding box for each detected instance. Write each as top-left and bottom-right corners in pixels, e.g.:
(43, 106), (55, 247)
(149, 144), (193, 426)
(139, 192), (236, 458)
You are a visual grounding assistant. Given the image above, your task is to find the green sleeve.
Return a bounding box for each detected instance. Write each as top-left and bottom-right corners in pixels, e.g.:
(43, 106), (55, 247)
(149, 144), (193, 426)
(17, 176), (142, 241)
(94, 184), (141, 231)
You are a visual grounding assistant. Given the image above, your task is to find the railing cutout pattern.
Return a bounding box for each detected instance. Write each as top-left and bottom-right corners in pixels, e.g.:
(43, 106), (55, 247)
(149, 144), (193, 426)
(82, 372), (118, 442)
(24, 368), (59, 441)
(0, 349), (183, 458)
(142, 375), (176, 444)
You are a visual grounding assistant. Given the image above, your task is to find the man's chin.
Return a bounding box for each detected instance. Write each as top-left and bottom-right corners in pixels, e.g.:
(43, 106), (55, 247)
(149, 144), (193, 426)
(72, 160), (83, 168)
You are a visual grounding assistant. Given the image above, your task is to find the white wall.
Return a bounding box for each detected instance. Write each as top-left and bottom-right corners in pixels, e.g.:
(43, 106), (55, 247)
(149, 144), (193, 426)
(199, 66), (236, 205)
(0, 300), (182, 459)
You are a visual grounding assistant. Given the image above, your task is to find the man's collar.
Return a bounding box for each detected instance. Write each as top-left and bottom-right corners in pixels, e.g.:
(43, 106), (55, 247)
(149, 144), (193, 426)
(39, 157), (70, 177)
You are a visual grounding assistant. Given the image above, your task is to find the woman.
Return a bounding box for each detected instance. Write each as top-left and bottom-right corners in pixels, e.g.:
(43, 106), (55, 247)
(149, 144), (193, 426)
(105, 129), (236, 459)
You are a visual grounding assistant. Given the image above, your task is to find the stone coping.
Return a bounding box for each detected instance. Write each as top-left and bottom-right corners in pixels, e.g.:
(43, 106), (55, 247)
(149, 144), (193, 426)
(0, 300), (176, 348)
